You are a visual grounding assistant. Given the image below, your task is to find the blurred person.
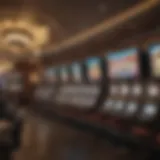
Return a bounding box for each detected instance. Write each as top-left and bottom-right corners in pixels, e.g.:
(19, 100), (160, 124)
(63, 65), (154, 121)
(0, 90), (22, 160)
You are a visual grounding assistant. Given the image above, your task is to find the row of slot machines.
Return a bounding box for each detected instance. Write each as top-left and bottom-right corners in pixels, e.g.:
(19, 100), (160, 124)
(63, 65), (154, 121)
(34, 43), (160, 149)
(1, 71), (23, 93)
(0, 70), (24, 104)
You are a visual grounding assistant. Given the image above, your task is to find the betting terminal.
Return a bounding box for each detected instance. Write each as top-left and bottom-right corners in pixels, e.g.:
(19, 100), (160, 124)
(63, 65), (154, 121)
(55, 57), (103, 118)
(127, 44), (160, 147)
(54, 64), (71, 114)
(96, 47), (151, 145)
(34, 66), (59, 110)
(5, 71), (24, 103)
(145, 44), (160, 148)
(32, 41), (160, 150)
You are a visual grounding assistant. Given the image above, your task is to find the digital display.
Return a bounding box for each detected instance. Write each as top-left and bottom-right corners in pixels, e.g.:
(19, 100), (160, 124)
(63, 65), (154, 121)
(148, 44), (160, 77)
(107, 48), (139, 79)
(86, 57), (102, 82)
(71, 63), (82, 82)
(8, 72), (23, 91)
(44, 67), (57, 82)
(60, 66), (69, 82)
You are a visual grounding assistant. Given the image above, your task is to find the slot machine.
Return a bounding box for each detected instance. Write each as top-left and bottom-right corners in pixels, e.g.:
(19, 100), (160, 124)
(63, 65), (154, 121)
(82, 57), (103, 109)
(55, 62), (84, 116)
(3, 70), (24, 113)
(0, 73), (7, 92)
(139, 44), (160, 148)
(6, 71), (24, 98)
(100, 48), (150, 142)
(0, 73), (8, 102)
(66, 62), (84, 107)
(70, 57), (104, 117)
(127, 44), (160, 147)
(34, 66), (58, 108)
(55, 65), (71, 114)
(66, 58), (103, 111)
(55, 58), (104, 119)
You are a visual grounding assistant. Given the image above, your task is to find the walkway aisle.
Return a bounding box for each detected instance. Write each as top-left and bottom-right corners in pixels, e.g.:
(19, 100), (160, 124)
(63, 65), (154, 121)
(13, 112), (145, 160)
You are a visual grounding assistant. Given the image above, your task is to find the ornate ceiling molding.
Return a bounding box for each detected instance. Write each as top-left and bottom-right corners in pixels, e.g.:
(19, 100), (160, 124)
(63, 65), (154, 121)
(0, 17), (50, 52)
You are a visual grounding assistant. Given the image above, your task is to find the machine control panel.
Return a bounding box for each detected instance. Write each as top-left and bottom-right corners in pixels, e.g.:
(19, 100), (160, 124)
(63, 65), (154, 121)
(101, 48), (140, 112)
(55, 57), (103, 113)
(100, 47), (147, 137)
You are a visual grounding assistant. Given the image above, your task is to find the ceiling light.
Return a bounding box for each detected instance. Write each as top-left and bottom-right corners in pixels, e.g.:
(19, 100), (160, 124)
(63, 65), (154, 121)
(0, 17), (50, 56)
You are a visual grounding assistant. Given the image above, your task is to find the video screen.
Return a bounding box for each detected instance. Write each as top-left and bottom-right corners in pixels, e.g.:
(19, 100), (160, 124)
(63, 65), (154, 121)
(8, 72), (23, 91)
(71, 63), (82, 82)
(60, 66), (69, 82)
(86, 57), (102, 82)
(107, 48), (139, 79)
(44, 67), (57, 82)
(10, 72), (22, 83)
(148, 44), (160, 77)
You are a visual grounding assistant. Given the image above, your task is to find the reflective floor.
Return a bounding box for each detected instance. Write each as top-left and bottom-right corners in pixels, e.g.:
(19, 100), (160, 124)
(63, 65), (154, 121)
(14, 111), (149, 160)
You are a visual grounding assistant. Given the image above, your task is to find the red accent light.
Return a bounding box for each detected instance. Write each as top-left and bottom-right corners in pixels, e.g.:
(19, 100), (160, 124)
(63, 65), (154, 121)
(132, 127), (150, 136)
(156, 134), (160, 143)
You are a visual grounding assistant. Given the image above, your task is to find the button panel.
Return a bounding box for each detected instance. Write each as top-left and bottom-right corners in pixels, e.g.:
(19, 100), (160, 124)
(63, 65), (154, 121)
(110, 85), (119, 95)
(121, 84), (129, 96)
(147, 84), (159, 97)
(124, 102), (138, 117)
(103, 99), (114, 113)
(113, 100), (124, 114)
(139, 104), (158, 121)
(132, 84), (142, 96)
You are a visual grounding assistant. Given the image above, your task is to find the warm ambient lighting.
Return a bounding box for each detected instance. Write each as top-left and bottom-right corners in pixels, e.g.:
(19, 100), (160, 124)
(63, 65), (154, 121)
(0, 61), (13, 74)
(0, 17), (50, 56)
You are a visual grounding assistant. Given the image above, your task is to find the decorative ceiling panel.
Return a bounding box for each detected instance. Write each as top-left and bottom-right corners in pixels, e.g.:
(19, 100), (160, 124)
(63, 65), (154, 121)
(0, 0), (148, 59)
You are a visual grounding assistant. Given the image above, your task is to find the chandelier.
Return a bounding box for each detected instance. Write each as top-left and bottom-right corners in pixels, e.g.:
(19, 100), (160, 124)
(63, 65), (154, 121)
(0, 15), (50, 58)
(0, 60), (13, 75)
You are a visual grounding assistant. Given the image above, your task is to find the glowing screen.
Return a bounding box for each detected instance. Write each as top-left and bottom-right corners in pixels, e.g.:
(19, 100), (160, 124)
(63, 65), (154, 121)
(71, 63), (82, 82)
(148, 44), (160, 77)
(107, 48), (139, 79)
(44, 67), (57, 82)
(60, 66), (69, 82)
(86, 57), (102, 82)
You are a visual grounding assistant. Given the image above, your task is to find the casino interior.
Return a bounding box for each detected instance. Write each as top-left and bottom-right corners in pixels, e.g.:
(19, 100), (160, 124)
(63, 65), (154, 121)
(0, 0), (160, 160)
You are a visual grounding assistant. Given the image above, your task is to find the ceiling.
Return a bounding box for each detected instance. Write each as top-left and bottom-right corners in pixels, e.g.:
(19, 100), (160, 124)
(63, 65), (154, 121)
(0, 0), (143, 36)
(0, 0), (159, 73)
(0, 0), (144, 56)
